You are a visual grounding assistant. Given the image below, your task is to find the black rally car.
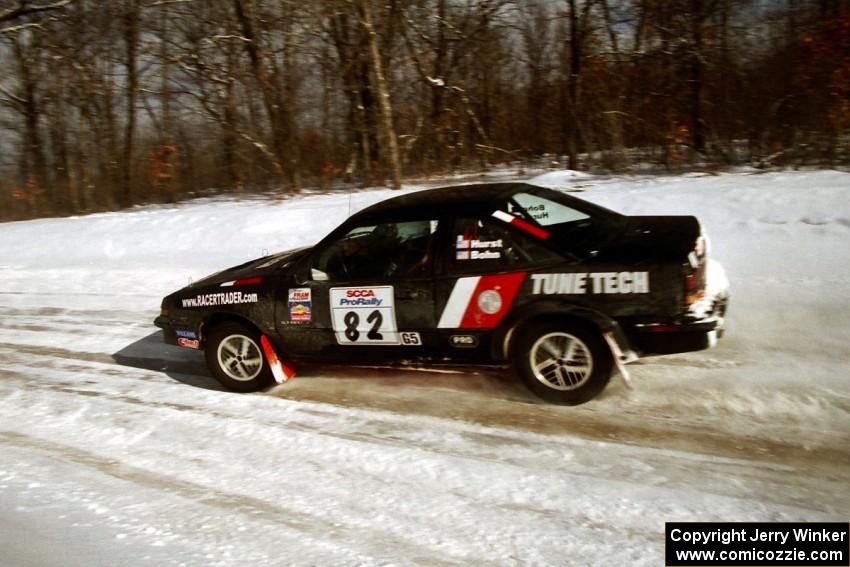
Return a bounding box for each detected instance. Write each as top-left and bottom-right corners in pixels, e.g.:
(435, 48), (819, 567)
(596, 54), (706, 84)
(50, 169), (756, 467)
(155, 182), (728, 404)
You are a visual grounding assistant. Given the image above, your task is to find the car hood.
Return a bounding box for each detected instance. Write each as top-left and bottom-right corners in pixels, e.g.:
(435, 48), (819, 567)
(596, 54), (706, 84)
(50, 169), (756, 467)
(189, 246), (311, 288)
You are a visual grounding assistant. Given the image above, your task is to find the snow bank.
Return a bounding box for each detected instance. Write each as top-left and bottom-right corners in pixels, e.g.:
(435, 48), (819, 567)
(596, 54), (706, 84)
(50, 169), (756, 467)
(1, 169), (849, 566)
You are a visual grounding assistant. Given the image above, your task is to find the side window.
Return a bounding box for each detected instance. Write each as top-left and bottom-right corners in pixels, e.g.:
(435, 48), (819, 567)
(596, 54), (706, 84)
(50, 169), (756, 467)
(508, 192), (589, 226)
(312, 219), (438, 281)
(449, 217), (563, 275)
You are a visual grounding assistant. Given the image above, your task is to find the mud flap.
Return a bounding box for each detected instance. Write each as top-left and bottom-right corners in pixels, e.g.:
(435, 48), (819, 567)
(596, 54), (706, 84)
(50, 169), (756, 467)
(261, 335), (296, 384)
(603, 332), (632, 389)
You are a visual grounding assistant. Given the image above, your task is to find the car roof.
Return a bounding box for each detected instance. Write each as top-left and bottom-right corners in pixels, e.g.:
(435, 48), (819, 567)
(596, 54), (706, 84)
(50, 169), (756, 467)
(355, 182), (534, 218)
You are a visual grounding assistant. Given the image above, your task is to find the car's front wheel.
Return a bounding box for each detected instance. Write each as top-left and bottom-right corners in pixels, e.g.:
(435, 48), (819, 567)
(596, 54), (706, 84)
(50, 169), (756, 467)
(514, 321), (613, 405)
(205, 322), (272, 392)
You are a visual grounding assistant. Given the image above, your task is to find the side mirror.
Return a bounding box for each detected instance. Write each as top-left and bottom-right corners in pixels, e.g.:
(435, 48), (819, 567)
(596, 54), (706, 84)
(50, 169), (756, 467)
(311, 268), (329, 282)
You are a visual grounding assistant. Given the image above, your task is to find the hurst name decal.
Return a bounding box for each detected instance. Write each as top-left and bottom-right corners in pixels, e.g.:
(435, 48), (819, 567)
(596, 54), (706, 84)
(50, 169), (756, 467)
(531, 272), (650, 295)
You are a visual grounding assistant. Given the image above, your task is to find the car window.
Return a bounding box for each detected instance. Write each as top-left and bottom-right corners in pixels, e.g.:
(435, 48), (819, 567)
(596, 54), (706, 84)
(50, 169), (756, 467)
(312, 219), (439, 281)
(448, 217), (563, 275)
(502, 187), (630, 254)
(508, 192), (590, 226)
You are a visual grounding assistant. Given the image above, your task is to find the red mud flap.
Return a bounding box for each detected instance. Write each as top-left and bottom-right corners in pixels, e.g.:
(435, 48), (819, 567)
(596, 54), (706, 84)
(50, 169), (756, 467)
(260, 335), (296, 384)
(603, 332), (633, 389)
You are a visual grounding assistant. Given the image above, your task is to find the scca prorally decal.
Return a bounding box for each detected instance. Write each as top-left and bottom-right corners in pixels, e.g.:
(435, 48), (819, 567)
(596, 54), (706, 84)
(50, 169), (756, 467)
(530, 272), (649, 295)
(181, 291), (259, 308)
(335, 288), (384, 307)
(329, 286), (398, 345)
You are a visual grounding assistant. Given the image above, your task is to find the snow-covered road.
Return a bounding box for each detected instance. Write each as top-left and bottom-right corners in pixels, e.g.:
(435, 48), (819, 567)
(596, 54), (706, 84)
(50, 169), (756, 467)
(1, 169), (848, 565)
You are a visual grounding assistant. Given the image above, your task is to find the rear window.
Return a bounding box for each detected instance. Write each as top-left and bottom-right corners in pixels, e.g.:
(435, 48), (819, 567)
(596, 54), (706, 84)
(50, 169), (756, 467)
(508, 192), (589, 226)
(501, 186), (628, 254)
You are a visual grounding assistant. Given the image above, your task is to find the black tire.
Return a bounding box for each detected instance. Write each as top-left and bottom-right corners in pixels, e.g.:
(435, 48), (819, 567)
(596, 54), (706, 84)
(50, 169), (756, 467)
(513, 321), (613, 405)
(205, 322), (273, 392)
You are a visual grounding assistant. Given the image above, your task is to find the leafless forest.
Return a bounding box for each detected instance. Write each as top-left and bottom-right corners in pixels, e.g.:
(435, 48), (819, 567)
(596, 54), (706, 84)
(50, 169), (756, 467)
(0, 0), (848, 220)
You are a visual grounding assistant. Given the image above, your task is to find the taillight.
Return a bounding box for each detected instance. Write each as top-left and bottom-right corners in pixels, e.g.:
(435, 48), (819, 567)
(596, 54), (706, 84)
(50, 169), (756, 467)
(684, 237), (707, 305)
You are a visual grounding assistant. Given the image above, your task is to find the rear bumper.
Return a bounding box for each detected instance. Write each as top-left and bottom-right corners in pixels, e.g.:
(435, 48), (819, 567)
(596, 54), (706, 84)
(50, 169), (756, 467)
(625, 290), (729, 357)
(628, 321), (721, 356)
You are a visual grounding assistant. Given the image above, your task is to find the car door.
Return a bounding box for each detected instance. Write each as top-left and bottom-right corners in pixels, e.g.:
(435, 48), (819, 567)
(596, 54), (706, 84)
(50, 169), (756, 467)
(433, 213), (567, 362)
(279, 216), (442, 363)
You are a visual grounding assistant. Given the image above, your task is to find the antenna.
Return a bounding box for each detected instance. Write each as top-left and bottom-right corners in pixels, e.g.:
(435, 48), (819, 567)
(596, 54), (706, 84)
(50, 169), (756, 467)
(348, 190), (353, 218)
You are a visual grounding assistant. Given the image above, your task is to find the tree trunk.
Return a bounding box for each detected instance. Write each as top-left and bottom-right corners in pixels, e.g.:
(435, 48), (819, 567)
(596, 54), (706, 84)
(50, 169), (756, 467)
(122, 0), (140, 207)
(430, 0), (448, 169)
(359, 0), (402, 189)
(233, 0), (296, 190)
(690, 0), (706, 154)
(14, 35), (48, 212)
(566, 0), (580, 169)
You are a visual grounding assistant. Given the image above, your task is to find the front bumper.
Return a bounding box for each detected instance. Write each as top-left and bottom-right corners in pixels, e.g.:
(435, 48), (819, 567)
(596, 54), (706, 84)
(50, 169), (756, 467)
(154, 314), (201, 348)
(154, 315), (179, 345)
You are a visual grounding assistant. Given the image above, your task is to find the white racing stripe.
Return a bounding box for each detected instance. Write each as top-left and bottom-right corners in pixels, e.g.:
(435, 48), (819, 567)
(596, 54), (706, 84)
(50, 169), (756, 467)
(437, 277), (480, 328)
(491, 210), (514, 223)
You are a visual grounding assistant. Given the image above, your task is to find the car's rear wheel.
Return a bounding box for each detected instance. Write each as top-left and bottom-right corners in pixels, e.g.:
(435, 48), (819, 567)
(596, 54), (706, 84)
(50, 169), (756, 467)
(205, 322), (272, 392)
(514, 321), (613, 405)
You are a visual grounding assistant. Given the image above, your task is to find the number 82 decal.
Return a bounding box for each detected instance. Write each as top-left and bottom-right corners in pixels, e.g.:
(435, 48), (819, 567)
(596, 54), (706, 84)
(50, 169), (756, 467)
(330, 286), (419, 346)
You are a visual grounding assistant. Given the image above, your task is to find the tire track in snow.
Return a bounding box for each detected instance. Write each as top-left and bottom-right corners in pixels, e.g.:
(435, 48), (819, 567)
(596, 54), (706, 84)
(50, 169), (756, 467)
(2, 302), (849, 519)
(2, 335), (849, 487)
(0, 431), (463, 567)
(1, 368), (848, 516)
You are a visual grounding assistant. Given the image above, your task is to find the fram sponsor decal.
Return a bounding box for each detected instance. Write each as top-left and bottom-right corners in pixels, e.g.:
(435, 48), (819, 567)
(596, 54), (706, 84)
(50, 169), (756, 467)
(181, 291), (259, 308)
(438, 272), (526, 329)
(530, 272), (650, 295)
(288, 287), (312, 322)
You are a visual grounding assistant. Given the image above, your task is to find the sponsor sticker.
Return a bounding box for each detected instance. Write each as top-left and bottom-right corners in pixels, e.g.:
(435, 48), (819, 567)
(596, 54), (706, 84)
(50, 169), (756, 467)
(450, 334), (478, 348)
(181, 291), (259, 308)
(438, 273), (526, 329)
(288, 288), (312, 322)
(530, 272), (650, 295)
(177, 337), (200, 349)
(477, 289), (502, 314)
(330, 286), (399, 345)
(175, 329), (197, 339)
